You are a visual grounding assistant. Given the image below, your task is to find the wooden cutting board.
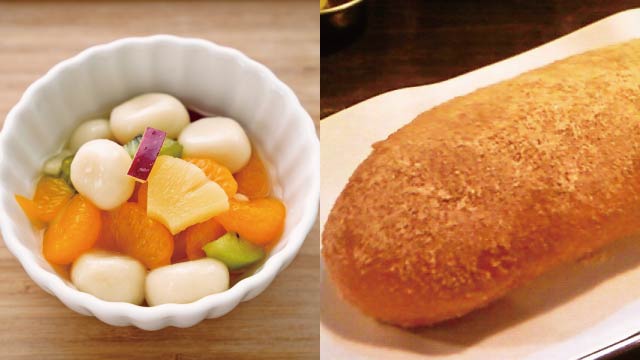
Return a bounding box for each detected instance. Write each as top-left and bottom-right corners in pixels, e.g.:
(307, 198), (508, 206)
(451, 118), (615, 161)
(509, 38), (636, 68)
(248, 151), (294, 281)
(0, 1), (319, 359)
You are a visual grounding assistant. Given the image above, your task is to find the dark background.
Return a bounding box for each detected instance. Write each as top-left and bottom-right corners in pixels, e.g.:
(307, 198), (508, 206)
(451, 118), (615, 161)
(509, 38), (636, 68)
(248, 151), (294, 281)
(321, 1), (640, 358)
(321, 0), (640, 118)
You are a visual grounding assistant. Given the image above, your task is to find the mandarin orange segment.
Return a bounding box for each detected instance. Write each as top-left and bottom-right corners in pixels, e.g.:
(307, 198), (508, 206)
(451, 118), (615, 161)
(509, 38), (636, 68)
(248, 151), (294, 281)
(183, 157), (238, 197)
(110, 202), (173, 269)
(234, 150), (271, 199)
(215, 198), (286, 245)
(175, 217), (227, 261)
(33, 176), (75, 222)
(43, 194), (101, 265)
(15, 195), (45, 229)
(15, 177), (74, 229)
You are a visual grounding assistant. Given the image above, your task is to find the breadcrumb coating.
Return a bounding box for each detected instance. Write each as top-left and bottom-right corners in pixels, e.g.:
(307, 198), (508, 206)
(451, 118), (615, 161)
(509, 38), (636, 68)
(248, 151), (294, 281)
(322, 39), (640, 327)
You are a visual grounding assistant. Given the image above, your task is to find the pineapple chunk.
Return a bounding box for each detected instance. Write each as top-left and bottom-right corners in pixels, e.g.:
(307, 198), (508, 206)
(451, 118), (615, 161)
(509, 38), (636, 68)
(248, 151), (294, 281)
(147, 156), (229, 234)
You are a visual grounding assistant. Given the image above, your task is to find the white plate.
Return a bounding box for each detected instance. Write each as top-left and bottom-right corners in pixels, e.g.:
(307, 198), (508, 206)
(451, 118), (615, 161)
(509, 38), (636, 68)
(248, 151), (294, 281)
(320, 9), (640, 360)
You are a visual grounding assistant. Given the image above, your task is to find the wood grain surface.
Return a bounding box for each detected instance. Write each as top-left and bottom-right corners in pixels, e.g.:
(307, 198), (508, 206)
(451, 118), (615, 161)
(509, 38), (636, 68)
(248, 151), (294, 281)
(0, 1), (319, 359)
(320, 0), (640, 118)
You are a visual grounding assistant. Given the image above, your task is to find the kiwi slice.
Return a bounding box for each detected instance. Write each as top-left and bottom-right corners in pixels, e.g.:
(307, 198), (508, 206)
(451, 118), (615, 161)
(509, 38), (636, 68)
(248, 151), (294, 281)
(124, 135), (183, 158)
(60, 155), (74, 185)
(203, 232), (264, 270)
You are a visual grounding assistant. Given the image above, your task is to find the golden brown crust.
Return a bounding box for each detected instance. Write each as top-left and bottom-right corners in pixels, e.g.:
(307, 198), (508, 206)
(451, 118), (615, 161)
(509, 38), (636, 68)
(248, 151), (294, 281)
(322, 39), (640, 327)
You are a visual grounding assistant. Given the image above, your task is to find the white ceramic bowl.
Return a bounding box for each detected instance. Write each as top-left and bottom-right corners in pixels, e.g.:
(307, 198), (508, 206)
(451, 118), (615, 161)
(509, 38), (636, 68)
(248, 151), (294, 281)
(0, 35), (319, 330)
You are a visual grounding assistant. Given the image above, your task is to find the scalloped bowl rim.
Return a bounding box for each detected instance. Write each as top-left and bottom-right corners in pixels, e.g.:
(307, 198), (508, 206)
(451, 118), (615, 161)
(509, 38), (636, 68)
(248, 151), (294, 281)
(0, 35), (319, 328)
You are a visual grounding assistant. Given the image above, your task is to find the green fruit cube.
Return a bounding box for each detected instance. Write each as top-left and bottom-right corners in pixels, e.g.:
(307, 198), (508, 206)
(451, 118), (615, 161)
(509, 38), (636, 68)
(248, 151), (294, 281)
(203, 232), (265, 270)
